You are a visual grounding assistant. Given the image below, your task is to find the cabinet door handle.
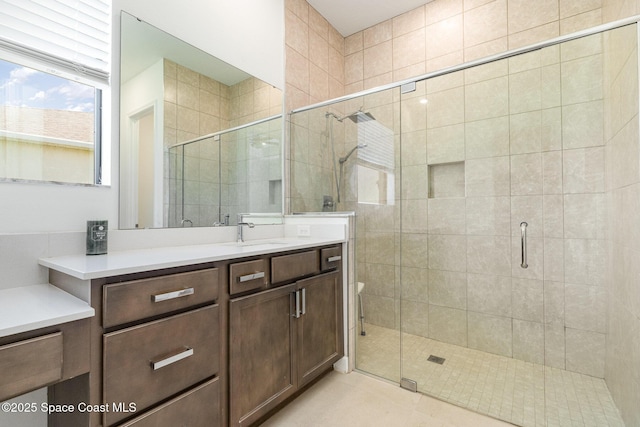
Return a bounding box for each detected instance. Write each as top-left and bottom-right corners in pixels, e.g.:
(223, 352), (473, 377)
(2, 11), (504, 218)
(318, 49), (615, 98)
(301, 288), (306, 315)
(151, 347), (193, 370)
(152, 287), (194, 303)
(238, 271), (265, 283)
(327, 255), (342, 263)
(292, 290), (301, 318)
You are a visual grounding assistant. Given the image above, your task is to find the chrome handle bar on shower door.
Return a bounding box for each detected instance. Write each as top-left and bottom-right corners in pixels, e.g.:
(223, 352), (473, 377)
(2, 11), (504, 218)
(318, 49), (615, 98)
(520, 222), (528, 269)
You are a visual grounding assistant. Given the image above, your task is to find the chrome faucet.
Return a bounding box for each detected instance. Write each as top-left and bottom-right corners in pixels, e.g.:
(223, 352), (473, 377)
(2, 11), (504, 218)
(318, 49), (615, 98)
(237, 214), (255, 243)
(213, 214), (231, 227)
(180, 218), (193, 227)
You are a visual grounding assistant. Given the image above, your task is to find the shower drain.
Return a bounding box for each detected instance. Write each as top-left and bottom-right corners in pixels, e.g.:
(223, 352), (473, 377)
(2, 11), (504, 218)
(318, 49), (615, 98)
(427, 355), (446, 365)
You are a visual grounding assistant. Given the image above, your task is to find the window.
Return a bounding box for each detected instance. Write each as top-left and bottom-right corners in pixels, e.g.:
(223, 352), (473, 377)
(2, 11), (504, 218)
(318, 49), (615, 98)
(0, 58), (99, 184)
(0, 0), (111, 185)
(356, 119), (395, 205)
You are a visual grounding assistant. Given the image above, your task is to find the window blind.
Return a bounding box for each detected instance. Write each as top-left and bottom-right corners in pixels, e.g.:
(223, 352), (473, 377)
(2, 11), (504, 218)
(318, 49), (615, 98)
(357, 121), (395, 171)
(0, 0), (110, 85)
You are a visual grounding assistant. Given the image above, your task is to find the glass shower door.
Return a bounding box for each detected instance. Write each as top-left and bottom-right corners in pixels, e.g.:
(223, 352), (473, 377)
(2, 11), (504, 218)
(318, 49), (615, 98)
(398, 47), (554, 422)
(397, 27), (615, 426)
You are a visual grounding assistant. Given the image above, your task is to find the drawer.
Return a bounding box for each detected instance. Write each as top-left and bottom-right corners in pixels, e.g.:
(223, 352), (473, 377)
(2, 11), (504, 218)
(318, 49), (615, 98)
(320, 246), (342, 271)
(229, 258), (268, 296)
(271, 250), (319, 284)
(118, 377), (220, 427)
(103, 305), (219, 426)
(0, 332), (63, 401)
(103, 268), (219, 328)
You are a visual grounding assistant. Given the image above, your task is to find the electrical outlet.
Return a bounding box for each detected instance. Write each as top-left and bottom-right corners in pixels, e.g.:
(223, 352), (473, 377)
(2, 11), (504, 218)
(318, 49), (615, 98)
(297, 225), (311, 237)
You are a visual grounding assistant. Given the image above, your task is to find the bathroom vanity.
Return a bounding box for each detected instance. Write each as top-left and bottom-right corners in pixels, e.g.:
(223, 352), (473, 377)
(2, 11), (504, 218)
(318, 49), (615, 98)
(29, 236), (345, 427)
(229, 245), (343, 427)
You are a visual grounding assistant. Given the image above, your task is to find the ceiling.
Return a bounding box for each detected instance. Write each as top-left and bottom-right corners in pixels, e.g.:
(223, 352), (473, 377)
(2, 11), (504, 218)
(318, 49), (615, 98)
(306, 0), (434, 37)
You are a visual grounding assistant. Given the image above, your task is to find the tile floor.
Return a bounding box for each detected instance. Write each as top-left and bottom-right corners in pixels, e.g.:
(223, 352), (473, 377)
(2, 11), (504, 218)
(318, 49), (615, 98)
(261, 370), (513, 427)
(355, 324), (625, 427)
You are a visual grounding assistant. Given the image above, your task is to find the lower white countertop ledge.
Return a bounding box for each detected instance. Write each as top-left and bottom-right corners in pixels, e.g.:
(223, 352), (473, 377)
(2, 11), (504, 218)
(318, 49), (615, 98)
(0, 284), (95, 338)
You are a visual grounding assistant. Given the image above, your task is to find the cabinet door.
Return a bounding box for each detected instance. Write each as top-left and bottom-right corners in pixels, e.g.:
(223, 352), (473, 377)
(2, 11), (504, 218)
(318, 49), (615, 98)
(296, 271), (343, 388)
(229, 284), (297, 427)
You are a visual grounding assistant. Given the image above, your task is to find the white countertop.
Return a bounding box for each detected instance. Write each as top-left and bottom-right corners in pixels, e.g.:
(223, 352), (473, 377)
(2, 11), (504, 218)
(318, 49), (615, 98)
(39, 237), (344, 280)
(0, 284), (95, 338)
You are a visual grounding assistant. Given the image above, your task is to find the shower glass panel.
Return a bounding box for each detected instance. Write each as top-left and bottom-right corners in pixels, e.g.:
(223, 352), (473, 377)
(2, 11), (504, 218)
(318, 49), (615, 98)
(220, 116), (283, 223)
(289, 22), (636, 427)
(168, 115), (283, 228)
(350, 89), (401, 383)
(167, 135), (220, 228)
(289, 89), (402, 383)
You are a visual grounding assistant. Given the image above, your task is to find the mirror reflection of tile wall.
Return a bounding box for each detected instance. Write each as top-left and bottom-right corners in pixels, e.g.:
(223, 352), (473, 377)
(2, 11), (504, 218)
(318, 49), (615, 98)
(164, 59), (282, 227)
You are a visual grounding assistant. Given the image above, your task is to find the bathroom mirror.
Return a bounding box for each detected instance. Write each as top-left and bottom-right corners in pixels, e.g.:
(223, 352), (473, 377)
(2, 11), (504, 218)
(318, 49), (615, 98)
(119, 11), (284, 229)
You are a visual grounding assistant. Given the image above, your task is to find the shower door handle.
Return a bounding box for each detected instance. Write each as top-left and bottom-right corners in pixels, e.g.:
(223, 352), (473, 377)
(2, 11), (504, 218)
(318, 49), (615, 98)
(520, 222), (528, 269)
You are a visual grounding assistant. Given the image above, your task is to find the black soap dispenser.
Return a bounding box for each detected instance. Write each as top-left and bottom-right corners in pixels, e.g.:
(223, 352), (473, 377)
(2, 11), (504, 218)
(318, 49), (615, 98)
(86, 220), (108, 255)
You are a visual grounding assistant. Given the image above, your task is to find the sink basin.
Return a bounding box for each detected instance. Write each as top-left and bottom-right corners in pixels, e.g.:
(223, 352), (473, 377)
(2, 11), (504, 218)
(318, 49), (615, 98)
(227, 240), (290, 247)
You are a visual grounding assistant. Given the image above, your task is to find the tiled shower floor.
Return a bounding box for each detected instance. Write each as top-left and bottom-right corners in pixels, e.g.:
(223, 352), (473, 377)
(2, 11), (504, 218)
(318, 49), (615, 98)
(356, 323), (625, 427)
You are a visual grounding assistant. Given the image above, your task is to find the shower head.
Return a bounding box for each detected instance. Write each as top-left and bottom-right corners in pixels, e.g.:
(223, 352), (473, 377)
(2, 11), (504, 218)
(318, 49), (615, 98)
(341, 110), (375, 123)
(326, 108), (375, 123)
(339, 143), (367, 164)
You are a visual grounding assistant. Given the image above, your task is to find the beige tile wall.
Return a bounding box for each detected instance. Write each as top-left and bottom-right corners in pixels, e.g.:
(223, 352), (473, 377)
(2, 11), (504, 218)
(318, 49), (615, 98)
(164, 59), (231, 147)
(602, 9), (640, 426)
(343, 0), (603, 96)
(285, 0), (348, 212)
(285, 0), (345, 111)
(228, 77), (283, 128)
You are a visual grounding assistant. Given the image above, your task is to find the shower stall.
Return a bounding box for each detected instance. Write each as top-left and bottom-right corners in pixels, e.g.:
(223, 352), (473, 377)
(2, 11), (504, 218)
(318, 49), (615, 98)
(289, 19), (638, 427)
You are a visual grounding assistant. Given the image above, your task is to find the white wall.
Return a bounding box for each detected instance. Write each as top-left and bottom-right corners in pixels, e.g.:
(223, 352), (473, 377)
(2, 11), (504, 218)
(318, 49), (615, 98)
(0, 183), (117, 233)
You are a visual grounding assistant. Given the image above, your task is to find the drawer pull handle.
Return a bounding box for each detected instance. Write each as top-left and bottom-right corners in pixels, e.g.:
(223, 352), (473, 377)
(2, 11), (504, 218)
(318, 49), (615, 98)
(152, 287), (195, 303)
(151, 347), (194, 370)
(327, 256), (342, 262)
(238, 271), (265, 283)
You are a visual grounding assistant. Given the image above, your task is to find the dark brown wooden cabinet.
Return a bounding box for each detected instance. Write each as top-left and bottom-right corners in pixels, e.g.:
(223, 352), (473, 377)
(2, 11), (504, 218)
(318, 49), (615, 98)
(46, 243), (342, 427)
(229, 284), (297, 427)
(228, 246), (343, 427)
(0, 319), (90, 403)
(94, 265), (223, 427)
(296, 271), (343, 389)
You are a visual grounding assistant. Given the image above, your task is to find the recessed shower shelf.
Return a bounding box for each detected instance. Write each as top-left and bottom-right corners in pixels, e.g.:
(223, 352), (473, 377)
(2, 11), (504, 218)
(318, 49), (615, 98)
(428, 161), (465, 198)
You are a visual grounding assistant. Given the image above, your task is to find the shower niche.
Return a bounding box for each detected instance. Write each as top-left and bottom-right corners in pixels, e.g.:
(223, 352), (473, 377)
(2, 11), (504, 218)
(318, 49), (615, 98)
(428, 161), (465, 199)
